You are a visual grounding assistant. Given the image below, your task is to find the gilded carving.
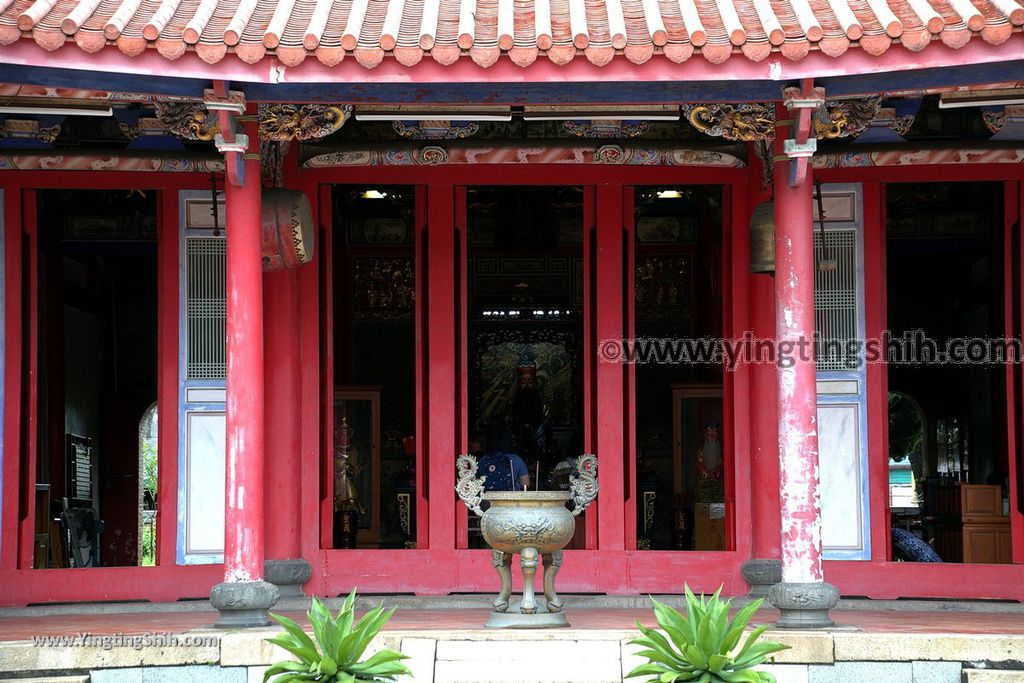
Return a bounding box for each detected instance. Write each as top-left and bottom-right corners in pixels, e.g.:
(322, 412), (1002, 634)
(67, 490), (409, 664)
(154, 101), (218, 141)
(562, 120), (650, 139)
(815, 97), (881, 139)
(393, 120), (479, 140)
(258, 103), (352, 141)
(0, 119), (62, 144)
(118, 121), (142, 141)
(983, 110), (1007, 135)
(889, 113), (916, 137)
(682, 103), (775, 142)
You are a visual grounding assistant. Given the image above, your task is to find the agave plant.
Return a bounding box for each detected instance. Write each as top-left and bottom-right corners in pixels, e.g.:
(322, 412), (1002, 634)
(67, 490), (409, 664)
(264, 590), (411, 682)
(625, 586), (789, 683)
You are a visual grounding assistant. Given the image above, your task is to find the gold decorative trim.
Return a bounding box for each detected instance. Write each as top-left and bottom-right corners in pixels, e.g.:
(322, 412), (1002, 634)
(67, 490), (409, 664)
(682, 103), (775, 142)
(258, 103), (353, 141)
(154, 101), (219, 141)
(814, 97), (882, 140)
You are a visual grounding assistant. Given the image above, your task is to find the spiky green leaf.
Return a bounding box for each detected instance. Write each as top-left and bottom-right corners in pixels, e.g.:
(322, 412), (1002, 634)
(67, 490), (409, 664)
(270, 613), (319, 659)
(266, 635), (318, 664)
(651, 597), (695, 652)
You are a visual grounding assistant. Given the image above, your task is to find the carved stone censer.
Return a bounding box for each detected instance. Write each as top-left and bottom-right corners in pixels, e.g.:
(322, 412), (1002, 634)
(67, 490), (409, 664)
(455, 454), (598, 628)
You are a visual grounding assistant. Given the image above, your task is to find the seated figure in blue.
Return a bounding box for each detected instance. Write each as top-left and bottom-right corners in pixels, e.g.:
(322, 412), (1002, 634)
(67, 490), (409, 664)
(477, 425), (530, 492)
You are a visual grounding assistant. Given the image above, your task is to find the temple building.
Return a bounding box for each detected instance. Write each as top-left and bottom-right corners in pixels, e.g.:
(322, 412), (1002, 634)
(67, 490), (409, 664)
(0, 0), (1023, 626)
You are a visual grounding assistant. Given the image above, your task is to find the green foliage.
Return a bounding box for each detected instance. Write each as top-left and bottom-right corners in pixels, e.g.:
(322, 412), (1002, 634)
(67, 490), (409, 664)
(264, 591), (411, 682)
(140, 524), (155, 566)
(625, 586), (789, 683)
(888, 392), (924, 463)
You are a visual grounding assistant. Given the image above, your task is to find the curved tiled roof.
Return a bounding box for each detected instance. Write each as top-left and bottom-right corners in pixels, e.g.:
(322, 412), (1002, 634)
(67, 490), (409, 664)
(0, 0), (1021, 67)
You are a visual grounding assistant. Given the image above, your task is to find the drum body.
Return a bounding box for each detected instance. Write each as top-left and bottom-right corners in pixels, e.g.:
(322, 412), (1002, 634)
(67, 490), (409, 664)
(261, 189), (314, 271)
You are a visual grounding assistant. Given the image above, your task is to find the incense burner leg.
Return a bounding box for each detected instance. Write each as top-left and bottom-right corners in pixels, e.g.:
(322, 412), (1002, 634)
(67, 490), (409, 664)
(542, 551), (563, 613)
(519, 547), (539, 614)
(491, 550), (513, 613)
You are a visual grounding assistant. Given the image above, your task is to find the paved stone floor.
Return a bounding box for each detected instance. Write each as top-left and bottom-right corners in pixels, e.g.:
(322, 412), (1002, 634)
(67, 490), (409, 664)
(1, 603), (1023, 640)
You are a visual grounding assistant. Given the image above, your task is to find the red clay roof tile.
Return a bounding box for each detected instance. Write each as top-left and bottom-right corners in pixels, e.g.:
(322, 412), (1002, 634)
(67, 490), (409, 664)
(0, 0), (1021, 66)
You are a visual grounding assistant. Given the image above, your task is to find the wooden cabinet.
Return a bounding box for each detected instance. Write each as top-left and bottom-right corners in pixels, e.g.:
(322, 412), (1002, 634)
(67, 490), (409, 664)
(961, 484), (1011, 564)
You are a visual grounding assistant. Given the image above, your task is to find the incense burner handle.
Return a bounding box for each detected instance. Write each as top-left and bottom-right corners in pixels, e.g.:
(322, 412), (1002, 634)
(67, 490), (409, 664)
(455, 453), (486, 516)
(570, 453), (599, 517)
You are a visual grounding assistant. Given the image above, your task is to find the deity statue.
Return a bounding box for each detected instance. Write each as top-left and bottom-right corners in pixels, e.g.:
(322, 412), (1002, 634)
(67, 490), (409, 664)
(509, 364), (551, 466)
(696, 423), (723, 480)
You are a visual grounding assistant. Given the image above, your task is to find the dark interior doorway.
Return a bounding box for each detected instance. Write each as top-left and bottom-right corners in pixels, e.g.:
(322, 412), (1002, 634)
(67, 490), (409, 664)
(33, 189), (157, 568)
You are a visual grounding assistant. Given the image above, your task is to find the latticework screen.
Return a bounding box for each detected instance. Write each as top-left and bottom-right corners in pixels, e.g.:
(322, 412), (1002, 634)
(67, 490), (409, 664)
(813, 229), (858, 371)
(185, 236), (226, 380)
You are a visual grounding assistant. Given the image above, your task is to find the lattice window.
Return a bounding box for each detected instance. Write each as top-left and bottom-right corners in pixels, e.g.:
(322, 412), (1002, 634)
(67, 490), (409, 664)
(814, 230), (858, 371)
(186, 236), (226, 380)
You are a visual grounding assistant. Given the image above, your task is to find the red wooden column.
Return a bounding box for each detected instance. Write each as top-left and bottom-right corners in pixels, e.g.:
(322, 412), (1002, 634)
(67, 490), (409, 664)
(210, 117), (279, 626)
(1, 188), (22, 573)
(742, 146), (783, 595)
(263, 268), (309, 594)
(263, 145), (310, 596)
(426, 184), (457, 583)
(767, 102), (838, 628)
(595, 184), (626, 562)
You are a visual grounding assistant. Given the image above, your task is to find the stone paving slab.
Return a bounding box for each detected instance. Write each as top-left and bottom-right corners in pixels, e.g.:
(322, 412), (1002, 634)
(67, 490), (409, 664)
(0, 639), (220, 673)
(434, 657), (621, 683)
(401, 637), (437, 683)
(966, 672), (1024, 683)
(913, 661), (966, 683)
(809, 661), (914, 683)
(435, 639), (621, 661)
(835, 633), (1024, 662)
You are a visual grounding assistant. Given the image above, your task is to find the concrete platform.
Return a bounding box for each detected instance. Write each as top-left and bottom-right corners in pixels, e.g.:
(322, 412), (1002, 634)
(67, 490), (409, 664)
(1, 598), (1023, 682)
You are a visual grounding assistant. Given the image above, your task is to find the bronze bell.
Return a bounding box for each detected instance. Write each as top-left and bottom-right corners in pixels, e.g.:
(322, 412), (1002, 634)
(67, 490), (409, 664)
(749, 200), (774, 273)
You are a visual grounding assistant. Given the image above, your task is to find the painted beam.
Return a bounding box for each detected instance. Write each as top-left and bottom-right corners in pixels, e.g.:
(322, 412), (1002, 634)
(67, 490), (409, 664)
(8, 43), (1024, 103)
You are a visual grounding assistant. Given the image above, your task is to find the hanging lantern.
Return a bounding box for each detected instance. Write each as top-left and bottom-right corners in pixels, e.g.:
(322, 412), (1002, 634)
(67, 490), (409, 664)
(749, 200), (774, 273)
(261, 189), (314, 271)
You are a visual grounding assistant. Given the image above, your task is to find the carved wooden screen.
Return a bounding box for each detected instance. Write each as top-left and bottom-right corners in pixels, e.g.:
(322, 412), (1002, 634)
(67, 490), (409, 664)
(184, 215), (226, 380)
(813, 228), (858, 372)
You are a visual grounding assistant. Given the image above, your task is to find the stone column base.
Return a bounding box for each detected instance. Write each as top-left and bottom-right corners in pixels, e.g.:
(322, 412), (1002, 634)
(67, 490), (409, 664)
(740, 559), (782, 597)
(767, 581), (839, 629)
(211, 580), (280, 628)
(264, 559), (312, 599)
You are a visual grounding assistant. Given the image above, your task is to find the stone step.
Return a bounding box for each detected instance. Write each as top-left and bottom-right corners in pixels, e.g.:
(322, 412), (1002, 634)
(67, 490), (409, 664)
(966, 671), (1024, 683)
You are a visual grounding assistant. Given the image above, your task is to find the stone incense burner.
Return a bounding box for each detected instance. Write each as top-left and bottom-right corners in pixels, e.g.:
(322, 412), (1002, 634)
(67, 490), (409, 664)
(455, 454), (598, 628)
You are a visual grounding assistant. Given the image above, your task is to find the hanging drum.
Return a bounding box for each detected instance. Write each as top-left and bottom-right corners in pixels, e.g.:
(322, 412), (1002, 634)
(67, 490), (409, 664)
(261, 189), (314, 271)
(749, 200), (775, 273)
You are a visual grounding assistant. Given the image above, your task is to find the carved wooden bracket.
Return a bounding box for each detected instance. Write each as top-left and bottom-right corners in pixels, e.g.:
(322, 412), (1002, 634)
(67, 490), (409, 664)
(681, 102), (775, 142)
(814, 97), (882, 140)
